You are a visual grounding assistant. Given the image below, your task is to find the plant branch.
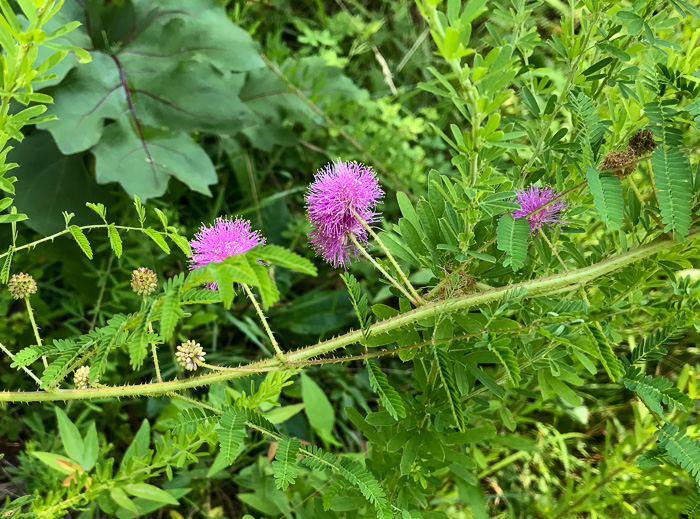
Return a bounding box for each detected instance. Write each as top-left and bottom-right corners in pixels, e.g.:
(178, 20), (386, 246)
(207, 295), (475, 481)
(0, 341), (42, 386)
(1, 228), (697, 403)
(356, 213), (425, 305)
(350, 233), (419, 306)
(241, 283), (286, 362)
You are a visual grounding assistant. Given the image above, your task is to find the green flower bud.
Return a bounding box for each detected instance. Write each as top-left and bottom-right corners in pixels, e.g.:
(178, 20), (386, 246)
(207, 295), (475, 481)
(176, 340), (205, 371)
(7, 273), (37, 300)
(131, 267), (158, 297)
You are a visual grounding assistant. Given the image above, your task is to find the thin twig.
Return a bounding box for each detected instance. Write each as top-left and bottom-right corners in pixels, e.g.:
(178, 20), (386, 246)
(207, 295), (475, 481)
(241, 283), (286, 362)
(539, 228), (569, 271)
(0, 342), (42, 386)
(350, 233), (419, 305)
(356, 213), (425, 305)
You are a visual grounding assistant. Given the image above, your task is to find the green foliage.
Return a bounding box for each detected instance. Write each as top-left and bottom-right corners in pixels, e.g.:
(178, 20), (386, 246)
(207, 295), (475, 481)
(585, 323), (623, 383)
(366, 360), (407, 420)
(652, 147), (693, 238)
(170, 408), (217, 435)
(586, 166), (624, 230)
(4, 1), (700, 518)
(496, 213), (529, 270)
(622, 368), (693, 417)
(272, 436), (301, 490)
(342, 272), (371, 339)
(67, 225), (93, 259)
(628, 323), (681, 365)
(433, 343), (465, 432)
(217, 407), (247, 465)
(159, 276), (183, 341)
(658, 423), (700, 488)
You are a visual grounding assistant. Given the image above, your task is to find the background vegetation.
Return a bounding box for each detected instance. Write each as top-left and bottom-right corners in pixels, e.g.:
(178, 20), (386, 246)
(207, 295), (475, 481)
(1, 0), (700, 518)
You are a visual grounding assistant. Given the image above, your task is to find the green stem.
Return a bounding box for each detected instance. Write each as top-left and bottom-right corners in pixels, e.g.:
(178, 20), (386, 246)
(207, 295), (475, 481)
(539, 228), (569, 272)
(24, 296), (47, 368)
(349, 233), (419, 306)
(241, 283), (286, 362)
(150, 336), (162, 382)
(0, 228), (697, 403)
(196, 360), (256, 372)
(0, 341), (41, 386)
(0, 225), (151, 260)
(168, 391), (221, 413)
(355, 213), (425, 305)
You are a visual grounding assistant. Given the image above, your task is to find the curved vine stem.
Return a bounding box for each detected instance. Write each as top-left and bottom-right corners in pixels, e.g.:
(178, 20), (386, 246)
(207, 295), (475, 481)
(0, 227), (697, 403)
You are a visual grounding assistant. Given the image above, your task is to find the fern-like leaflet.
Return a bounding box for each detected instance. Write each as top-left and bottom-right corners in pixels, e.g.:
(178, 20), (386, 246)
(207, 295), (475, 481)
(622, 367), (692, 417)
(217, 407), (246, 464)
(341, 272), (371, 340)
(301, 445), (392, 518)
(586, 165), (623, 230)
(40, 338), (95, 389)
(366, 360), (407, 420)
(685, 489), (700, 519)
(490, 336), (521, 387)
(568, 91), (607, 161)
(627, 322), (681, 366)
(68, 225), (93, 259)
(496, 213), (529, 271)
(272, 436), (301, 490)
(585, 323), (623, 382)
(657, 423), (700, 488)
(433, 345), (465, 431)
(159, 274), (183, 341)
(643, 66), (692, 239)
(171, 408), (217, 435)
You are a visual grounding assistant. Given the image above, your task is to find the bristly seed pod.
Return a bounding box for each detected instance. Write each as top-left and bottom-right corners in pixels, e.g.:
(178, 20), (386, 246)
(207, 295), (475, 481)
(74, 366), (90, 389)
(7, 272), (37, 300)
(131, 267), (158, 297)
(599, 149), (636, 178)
(176, 340), (206, 371)
(627, 129), (656, 157)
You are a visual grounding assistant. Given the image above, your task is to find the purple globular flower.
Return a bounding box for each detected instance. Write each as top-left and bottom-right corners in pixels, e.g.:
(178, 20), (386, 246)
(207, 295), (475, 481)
(306, 159), (383, 268)
(512, 185), (568, 234)
(189, 217), (265, 289)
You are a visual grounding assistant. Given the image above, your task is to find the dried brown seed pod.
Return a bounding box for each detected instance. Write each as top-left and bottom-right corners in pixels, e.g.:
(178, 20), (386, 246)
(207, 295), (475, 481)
(599, 149), (637, 178)
(627, 129), (656, 157)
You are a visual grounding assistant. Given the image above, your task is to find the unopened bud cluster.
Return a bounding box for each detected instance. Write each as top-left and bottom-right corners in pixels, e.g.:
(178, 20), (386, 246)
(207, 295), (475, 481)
(7, 273), (37, 300)
(74, 366), (90, 389)
(176, 340), (205, 371)
(131, 267), (158, 296)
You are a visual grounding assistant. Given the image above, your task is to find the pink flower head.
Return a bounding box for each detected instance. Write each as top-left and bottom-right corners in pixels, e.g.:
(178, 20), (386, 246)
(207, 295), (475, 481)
(306, 159), (383, 268)
(512, 185), (567, 234)
(189, 217), (265, 289)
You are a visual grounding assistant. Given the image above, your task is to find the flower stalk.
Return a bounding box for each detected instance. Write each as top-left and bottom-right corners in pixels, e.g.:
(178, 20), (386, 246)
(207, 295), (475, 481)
(349, 233), (420, 306)
(355, 212), (425, 305)
(25, 297), (47, 368)
(241, 283), (286, 363)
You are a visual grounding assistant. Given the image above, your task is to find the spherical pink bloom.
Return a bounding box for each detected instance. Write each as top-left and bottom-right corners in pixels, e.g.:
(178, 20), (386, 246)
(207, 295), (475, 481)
(305, 160), (383, 268)
(512, 185), (567, 234)
(189, 217), (265, 289)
